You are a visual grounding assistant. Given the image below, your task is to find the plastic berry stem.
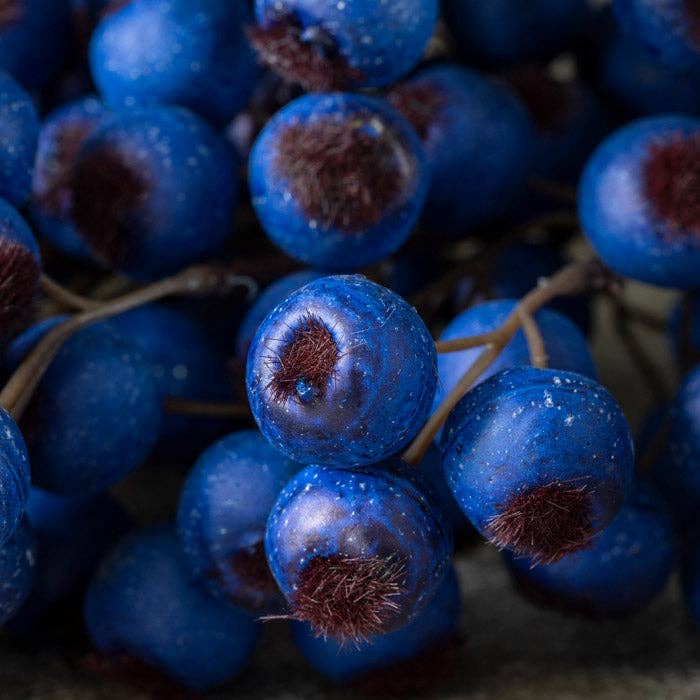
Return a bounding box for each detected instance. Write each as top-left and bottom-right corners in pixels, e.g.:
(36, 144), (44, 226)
(1, 265), (256, 420)
(519, 310), (548, 368)
(404, 258), (609, 466)
(162, 398), (251, 419)
(40, 274), (101, 311)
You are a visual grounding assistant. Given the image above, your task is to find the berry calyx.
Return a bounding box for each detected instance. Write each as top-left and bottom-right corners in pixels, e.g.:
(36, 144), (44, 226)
(387, 82), (446, 140)
(211, 541), (280, 603)
(0, 239), (39, 338)
(0, 1), (23, 27)
(685, 0), (700, 48)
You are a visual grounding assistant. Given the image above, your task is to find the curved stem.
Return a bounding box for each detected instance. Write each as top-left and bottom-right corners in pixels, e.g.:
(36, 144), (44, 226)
(163, 398), (251, 419)
(519, 310), (548, 368)
(40, 274), (101, 311)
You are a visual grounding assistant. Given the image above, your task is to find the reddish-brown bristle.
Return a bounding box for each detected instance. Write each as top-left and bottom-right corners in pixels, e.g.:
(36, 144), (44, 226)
(387, 81), (446, 140)
(485, 480), (595, 565)
(247, 20), (363, 93)
(266, 313), (340, 403)
(275, 114), (415, 231)
(0, 1), (24, 27)
(643, 131), (700, 235)
(71, 146), (151, 266)
(288, 555), (407, 644)
(0, 240), (39, 339)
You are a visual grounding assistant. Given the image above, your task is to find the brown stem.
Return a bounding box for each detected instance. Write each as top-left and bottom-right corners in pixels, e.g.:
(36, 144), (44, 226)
(1, 265), (256, 420)
(40, 274), (101, 311)
(403, 259), (610, 466)
(528, 176), (577, 205)
(519, 310), (548, 368)
(162, 398), (251, 419)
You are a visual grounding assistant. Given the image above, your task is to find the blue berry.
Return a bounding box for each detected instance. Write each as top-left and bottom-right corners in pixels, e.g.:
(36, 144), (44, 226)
(249, 0), (437, 91)
(67, 105), (237, 280)
(90, 0), (259, 126)
(504, 480), (677, 616)
(247, 275), (437, 466)
(442, 367), (635, 564)
(249, 93), (428, 270)
(580, 115), (700, 288)
(8, 321), (162, 494)
(177, 430), (300, 613)
(30, 96), (108, 261)
(265, 460), (452, 643)
(84, 525), (261, 691)
(0, 517), (36, 625)
(388, 64), (534, 235)
(0, 406), (30, 546)
(291, 564), (460, 682)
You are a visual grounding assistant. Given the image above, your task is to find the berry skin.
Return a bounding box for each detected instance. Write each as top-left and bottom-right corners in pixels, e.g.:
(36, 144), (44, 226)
(0, 406), (30, 546)
(89, 0), (259, 126)
(614, 0), (700, 72)
(580, 115), (700, 289)
(65, 105), (238, 280)
(8, 321), (162, 495)
(30, 96), (108, 261)
(236, 269), (326, 362)
(291, 564), (460, 683)
(388, 64), (534, 236)
(265, 460), (453, 643)
(504, 481), (677, 617)
(84, 525), (261, 691)
(249, 0), (437, 91)
(442, 0), (592, 67)
(0, 518), (36, 625)
(177, 430), (301, 614)
(247, 275), (437, 467)
(249, 93), (428, 271)
(442, 367), (635, 565)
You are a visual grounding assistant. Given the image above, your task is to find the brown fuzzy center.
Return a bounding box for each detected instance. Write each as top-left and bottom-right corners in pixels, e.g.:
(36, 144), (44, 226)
(266, 314), (339, 403)
(485, 480), (595, 565)
(0, 240), (39, 339)
(387, 81), (446, 140)
(275, 113), (415, 231)
(643, 131), (700, 235)
(289, 555), (407, 644)
(247, 19), (363, 93)
(0, 1), (24, 27)
(71, 146), (152, 266)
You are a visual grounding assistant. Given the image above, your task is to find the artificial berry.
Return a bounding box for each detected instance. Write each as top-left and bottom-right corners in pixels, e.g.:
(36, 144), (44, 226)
(0, 518), (36, 625)
(0, 406), (30, 546)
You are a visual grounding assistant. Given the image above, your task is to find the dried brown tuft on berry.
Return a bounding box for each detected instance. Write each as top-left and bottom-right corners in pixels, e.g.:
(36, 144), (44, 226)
(275, 114), (416, 231)
(0, 1), (24, 28)
(643, 131), (700, 235)
(387, 81), (446, 140)
(0, 240), (39, 340)
(484, 480), (595, 565)
(266, 313), (340, 403)
(71, 146), (152, 266)
(287, 555), (407, 644)
(247, 20), (363, 93)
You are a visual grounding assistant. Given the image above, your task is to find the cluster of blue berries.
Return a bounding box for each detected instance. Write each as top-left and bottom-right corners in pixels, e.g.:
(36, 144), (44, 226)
(0, 0), (696, 695)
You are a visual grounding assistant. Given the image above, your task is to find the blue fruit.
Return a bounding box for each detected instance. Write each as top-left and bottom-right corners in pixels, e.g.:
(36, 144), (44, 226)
(0, 518), (36, 624)
(249, 93), (428, 270)
(292, 565), (460, 682)
(84, 526), (261, 691)
(443, 0), (592, 67)
(251, 0), (437, 90)
(388, 64), (534, 236)
(505, 480), (677, 616)
(30, 96), (108, 261)
(68, 105), (238, 280)
(236, 269), (326, 361)
(579, 115), (700, 288)
(177, 430), (300, 613)
(90, 0), (259, 126)
(0, 407), (30, 546)
(247, 275), (437, 466)
(265, 460), (452, 642)
(442, 367), (635, 564)
(9, 321), (162, 494)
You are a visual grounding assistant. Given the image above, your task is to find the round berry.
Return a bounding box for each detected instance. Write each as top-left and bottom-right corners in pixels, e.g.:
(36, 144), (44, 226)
(247, 275), (437, 467)
(0, 406), (30, 546)
(442, 367), (635, 564)
(0, 518), (36, 625)
(249, 93), (428, 270)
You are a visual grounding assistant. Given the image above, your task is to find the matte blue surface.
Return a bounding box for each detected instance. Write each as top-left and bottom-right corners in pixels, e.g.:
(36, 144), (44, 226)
(442, 367), (635, 545)
(505, 480), (677, 616)
(292, 565), (460, 682)
(579, 115), (700, 288)
(12, 322), (162, 494)
(0, 407), (30, 546)
(90, 0), (259, 126)
(84, 526), (261, 691)
(73, 105), (238, 280)
(249, 93), (428, 270)
(395, 64), (534, 235)
(0, 72), (38, 207)
(0, 518), (36, 625)
(247, 275), (437, 467)
(177, 430), (300, 613)
(265, 461), (453, 635)
(255, 0), (437, 88)
(443, 0), (592, 66)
